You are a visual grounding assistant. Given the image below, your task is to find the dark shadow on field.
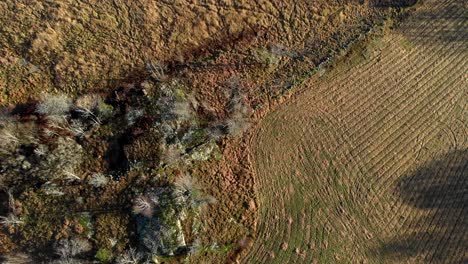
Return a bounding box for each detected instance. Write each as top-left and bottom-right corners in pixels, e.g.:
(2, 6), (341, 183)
(378, 150), (468, 263)
(397, 0), (468, 44)
(371, 0), (418, 8)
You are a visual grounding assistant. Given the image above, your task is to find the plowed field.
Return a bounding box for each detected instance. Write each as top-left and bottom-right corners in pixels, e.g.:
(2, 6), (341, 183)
(245, 0), (467, 263)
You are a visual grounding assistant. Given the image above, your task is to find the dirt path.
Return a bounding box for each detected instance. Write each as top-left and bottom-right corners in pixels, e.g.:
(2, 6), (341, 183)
(245, 0), (467, 263)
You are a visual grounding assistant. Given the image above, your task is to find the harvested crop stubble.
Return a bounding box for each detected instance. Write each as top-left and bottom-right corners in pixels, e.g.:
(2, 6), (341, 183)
(245, 0), (467, 263)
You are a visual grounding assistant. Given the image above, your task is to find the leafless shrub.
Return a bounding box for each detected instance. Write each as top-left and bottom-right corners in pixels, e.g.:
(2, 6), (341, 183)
(55, 238), (91, 259)
(161, 144), (183, 165)
(172, 101), (191, 120)
(173, 175), (194, 205)
(47, 115), (70, 128)
(227, 84), (251, 119)
(186, 93), (199, 110)
(7, 190), (15, 212)
(221, 77), (252, 136)
(2, 253), (31, 264)
(206, 125), (225, 141)
(68, 120), (86, 137)
(115, 247), (144, 264)
(126, 108), (144, 126)
(74, 94), (103, 126)
(75, 107), (101, 127)
(42, 128), (60, 137)
(51, 259), (81, 264)
(146, 61), (167, 81)
(88, 173), (109, 187)
(173, 174), (216, 208)
(75, 94), (102, 111)
(0, 213), (23, 226)
(108, 238), (118, 248)
(173, 174), (195, 198)
(33, 144), (48, 157)
(0, 130), (18, 145)
(36, 93), (72, 118)
(188, 239), (202, 255)
(42, 137), (83, 181)
(226, 118), (251, 136)
(192, 194), (217, 209)
(63, 170), (81, 182)
(269, 43), (298, 58)
(223, 76), (241, 94)
(42, 182), (64, 196)
(133, 195), (159, 217)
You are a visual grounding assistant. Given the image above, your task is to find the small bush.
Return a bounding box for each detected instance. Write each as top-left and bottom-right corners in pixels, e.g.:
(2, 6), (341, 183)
(55, 238), (91, 259)
(95, 248), (112, 263)
(88, 173), (109, 188)
(125, 108), (144, 126)
(75, 94), (102, 111)
(36, 93), (72, 117)
(115, 247), (144, 264)
(161, 144), (183, 165)
(132, 195), (158, 217)
(0, 213), (23, 226)
(2, 253), (31, 264)
(226, 118), (251, 136)
(173, 174), (215, 209)
(146, 61), (167, 81)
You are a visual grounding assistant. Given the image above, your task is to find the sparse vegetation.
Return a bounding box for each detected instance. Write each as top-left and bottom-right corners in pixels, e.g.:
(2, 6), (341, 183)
(36, 93), (72, 118)
(2, 253), (31, 264)
(0, 214), (23, 226)
(54, 238), (91, 261)
(115, 248), (144, 264)
(0, 76), (230, 262)
(88, 173), (110, 188)
(0, 0), (437, 263)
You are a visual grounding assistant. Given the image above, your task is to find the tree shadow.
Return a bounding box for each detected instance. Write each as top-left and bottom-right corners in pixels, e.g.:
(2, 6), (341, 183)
(396, 0), (467, 44)
(378, 150), (468, 263)
(371, 0), (418, 8)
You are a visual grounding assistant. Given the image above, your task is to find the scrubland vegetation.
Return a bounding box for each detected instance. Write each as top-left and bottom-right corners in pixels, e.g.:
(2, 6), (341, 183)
(2, 0), (453, 263)
(0, 67), (252, 262)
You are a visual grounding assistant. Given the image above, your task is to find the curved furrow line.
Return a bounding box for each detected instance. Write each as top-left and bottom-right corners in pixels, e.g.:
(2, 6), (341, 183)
(330, 53), (468, 231)
(367, 73), (466, 195)
(245, 0), (467, 263)
(340, 53), (466, 179)
(423, 153), (467, 262)
(328, 12), (467, 130)
(315, 0), (461, 107)
(247, 113), (320, 262)
(314, 0), (456, 92)
(363, 76), (466, 232)
(337, 29), (466, 142)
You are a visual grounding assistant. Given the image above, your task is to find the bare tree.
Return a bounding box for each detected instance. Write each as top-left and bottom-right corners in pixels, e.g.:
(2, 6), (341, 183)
(226, 118), (251, 136)
(88, 173), (109, 188)
(146, 61), (167, 81)
(36, 93), (72, 118)
(63, 170), (81, 182)
(2, 253), (31, 264)
(115, 247), (144, 264)
(161, 144), (183, 165)
(133, 195), (159, 217)
(0, 214), (23, 226)
(55, 238), (91, 259)
(0, 130), (18, 145)
(173, 174), (215, 208)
